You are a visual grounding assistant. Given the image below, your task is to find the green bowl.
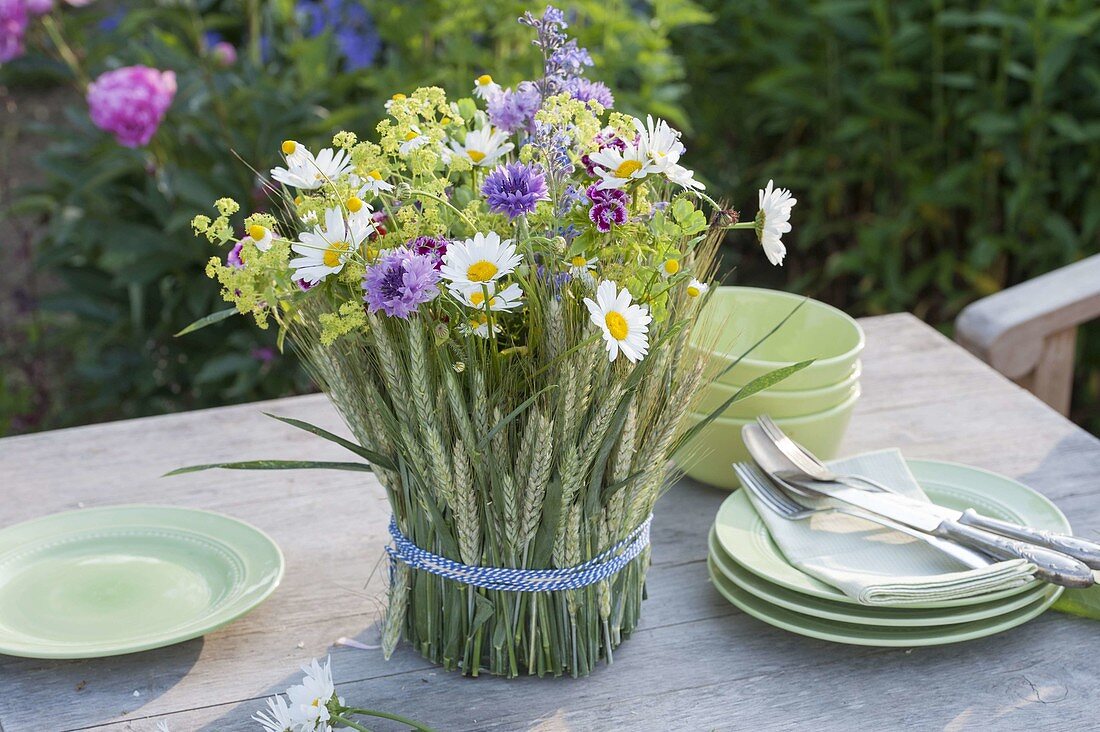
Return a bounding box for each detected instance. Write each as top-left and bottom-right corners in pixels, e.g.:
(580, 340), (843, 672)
(690, 286), (864, 390)
(676, 386), (860, 490)
(695, 362), (861, 420)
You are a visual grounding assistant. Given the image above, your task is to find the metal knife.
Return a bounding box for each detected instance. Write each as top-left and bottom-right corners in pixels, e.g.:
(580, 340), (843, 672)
(741, 425), (1095, 588)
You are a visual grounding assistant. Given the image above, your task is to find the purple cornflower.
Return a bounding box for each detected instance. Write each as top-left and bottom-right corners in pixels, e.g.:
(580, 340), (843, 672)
(487, 82), (541, 134)
(227, 241), (245, 269)
(482, 162), (549, 220)
(0, 0), (28, 64)
(409, 235), (448, 268)
(362, 247), (440, 319)
(86, 66), (177, 148)
(586, 184), (628, 233)
(298, 0), (381, 70)
(566, 78), (614, 108)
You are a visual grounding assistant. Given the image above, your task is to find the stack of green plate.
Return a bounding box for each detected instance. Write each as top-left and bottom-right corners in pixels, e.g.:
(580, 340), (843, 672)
(707, 459), (1067, 646)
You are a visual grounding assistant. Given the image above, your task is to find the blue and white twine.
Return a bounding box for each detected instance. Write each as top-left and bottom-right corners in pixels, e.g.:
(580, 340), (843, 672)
(385, 514), (653, 592)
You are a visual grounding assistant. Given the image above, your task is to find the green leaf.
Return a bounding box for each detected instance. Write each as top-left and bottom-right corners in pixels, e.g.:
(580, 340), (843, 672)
(175, 307), (238, 337)
(264, 413), (397, 471)
(164, 460), (375, 477)
(671, 360), (815, 455)
(1053, 586), (1100, 621)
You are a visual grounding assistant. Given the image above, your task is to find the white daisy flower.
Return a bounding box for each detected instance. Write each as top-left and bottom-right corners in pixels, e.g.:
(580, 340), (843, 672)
(289, 207), (374, 285)
(440, 231), (523, 290)
(452, 281), (524, 311)
(686, 278), (709, 298)
(447, 125), (513, 167)
(253, 694), (294, 732)
(472, 74), (502, 100)
(285, 657), (339, 730)
(584, 280), (652, 363)
(271, 145), (351, 191)
(635, 115), (685, 173)
(459, 313), (501, 339)
(756, 179), (797, 266)
(244, 223), (274, 252)
(357, 169), (394, 198)
(665, 162), (704, 191)
(660, 258), (680, 279)
(567, 254), (597, 278)
(399, 126), (429, 155)
(589, 144), (651, 190)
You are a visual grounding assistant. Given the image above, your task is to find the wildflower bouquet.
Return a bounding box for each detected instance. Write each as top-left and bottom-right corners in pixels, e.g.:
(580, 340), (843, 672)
(185, 6), (797, 679)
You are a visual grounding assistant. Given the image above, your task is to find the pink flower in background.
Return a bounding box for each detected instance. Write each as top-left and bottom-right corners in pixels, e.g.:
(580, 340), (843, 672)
(86, 65), (176, 148)
(211, 41), (236, 66)
(25, 0), (54, 16)
(0, 0), (28, 64)
(63, 0), (95, 5)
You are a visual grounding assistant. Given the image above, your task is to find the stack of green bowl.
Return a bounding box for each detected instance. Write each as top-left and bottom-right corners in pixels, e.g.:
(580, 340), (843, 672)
(679, 286), (865, 489)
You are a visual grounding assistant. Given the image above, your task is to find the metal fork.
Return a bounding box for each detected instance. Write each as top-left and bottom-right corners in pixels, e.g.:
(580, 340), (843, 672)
(732, 462), (992, 570)
(755, 414), (894, 493)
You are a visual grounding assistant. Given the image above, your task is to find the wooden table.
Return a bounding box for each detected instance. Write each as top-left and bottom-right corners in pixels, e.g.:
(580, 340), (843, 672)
(3, 313), (1100, 731)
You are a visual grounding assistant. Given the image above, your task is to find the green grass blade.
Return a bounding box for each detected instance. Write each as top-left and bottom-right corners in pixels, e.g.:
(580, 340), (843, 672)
(164, 460), (374, 476)
(175, 307), (238, 337)
(711, 298), (808, 383)
(264, 413), (397, 471)
(671, 360), (814, 455)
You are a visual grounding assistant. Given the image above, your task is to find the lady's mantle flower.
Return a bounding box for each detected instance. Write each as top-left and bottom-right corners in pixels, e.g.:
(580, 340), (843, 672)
(271, 142), (351, 190)
(86, 66), (177, 148)
(452, 281), (524, 312)
(585, 280), (651, 364)
(290, 206), (375, 285)
(362, 247), (441, 319)
(482, 162), (549, 219)
(756, 180), (797, 266)
(0, 0), (28, 64)
(586, 185), (627, 233)
(446, 125), (513, 167)
(440, 231), (522, 292)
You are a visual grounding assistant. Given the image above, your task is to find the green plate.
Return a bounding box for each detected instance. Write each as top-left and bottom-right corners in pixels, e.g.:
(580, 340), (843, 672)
(707, 557), (1061, 646)
(708, 527), (1051, 626)
(0, 505), (284, 659)
(713, 459), (1071, 609)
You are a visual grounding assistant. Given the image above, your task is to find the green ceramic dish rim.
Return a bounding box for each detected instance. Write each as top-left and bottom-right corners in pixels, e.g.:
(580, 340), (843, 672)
(702, 361), (862, 401)
(687, 383), (862, 426)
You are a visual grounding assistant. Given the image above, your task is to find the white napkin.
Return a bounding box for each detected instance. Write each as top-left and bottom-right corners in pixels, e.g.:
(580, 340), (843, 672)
(745, 449), (1038, 605)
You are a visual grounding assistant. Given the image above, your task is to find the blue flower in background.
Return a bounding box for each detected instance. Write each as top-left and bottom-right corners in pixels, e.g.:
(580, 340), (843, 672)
(297, 0), (381, 70)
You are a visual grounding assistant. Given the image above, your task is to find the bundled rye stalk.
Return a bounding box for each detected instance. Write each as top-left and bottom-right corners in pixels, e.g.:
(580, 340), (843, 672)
(181, 5), (801, 678)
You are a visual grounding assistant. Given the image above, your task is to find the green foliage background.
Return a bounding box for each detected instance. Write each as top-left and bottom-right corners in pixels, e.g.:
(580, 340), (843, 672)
(2, 0), (1099, 435)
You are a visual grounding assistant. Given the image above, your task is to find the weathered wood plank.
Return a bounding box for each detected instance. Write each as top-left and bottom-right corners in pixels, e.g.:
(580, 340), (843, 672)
(1, 313), (1099, 732)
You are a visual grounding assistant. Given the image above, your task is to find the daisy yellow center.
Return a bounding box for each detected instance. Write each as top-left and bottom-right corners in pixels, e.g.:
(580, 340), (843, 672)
(248, 224), (266, 241)
(571, 255), (588, 267)
(467, 260), (498, 282)
(323, 241), (350, 268)
(605, 311), (629, 341)
(468, 150), (486, 163)
(477, 74), (493, 86)
(281, 140), (296, 155)
(405, 131), (419, 141)
(346, 196), (363, 213)
(470, 291), (486, 306)
(294, 195), (303, 205)
(392, 93), (406, 101)
(663, 259), (680, 275)
(614, 159), (643, 178)
(367, 170), (382, 180)
(687, 285), (701, 297)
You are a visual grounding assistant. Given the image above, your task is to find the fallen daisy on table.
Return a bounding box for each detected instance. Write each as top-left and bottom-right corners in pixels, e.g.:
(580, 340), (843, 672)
(252, 657), (434, 732)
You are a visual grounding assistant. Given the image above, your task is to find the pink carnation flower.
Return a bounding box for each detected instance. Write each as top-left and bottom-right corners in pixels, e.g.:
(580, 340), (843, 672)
(0, 0), (28, 64)
(86, 65), (177, 148)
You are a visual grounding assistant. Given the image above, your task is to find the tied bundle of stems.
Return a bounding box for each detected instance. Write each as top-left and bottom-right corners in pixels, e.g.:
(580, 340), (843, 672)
(287, 225), (718, 677)
(178, 5), (803, 679)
